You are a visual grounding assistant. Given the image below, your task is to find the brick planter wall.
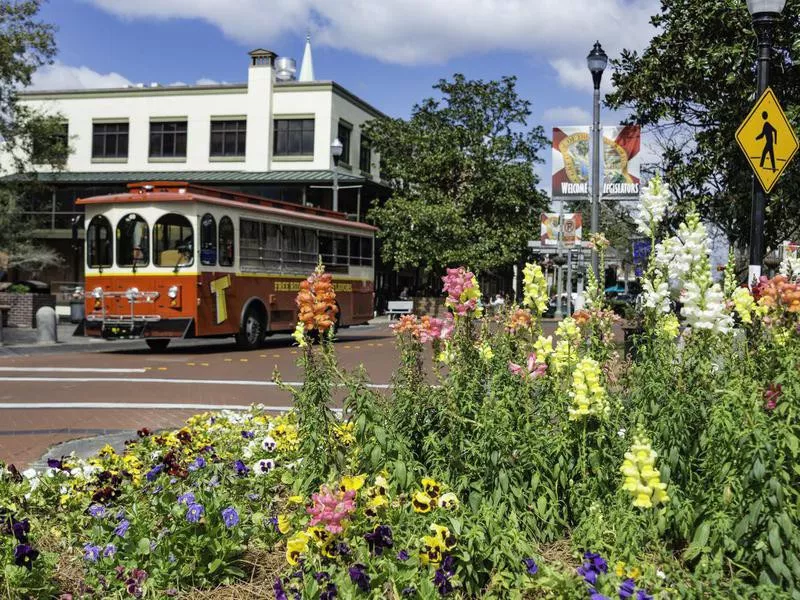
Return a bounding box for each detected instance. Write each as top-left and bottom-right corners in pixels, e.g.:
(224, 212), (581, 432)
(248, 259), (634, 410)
(0, 293), (56, 328)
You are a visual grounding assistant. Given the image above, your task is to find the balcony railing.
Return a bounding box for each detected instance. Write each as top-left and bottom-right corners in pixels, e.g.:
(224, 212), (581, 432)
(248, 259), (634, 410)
(23, 211), (83, 230)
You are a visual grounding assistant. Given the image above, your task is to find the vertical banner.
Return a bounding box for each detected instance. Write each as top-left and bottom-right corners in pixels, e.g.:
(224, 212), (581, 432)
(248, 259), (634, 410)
(632, 239), (651, 277)
(552, 125), (641, 200)
(602, 125), (641, 199)
(541, 213), (583, 246)
(552, 127), (591, 199)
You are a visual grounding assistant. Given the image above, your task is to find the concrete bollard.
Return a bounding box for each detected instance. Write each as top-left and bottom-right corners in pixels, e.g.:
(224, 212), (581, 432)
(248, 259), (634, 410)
(36, 306), (58, 344)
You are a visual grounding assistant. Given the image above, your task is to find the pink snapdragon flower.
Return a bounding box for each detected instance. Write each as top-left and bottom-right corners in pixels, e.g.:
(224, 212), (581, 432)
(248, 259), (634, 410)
(442, 267), (481, 316)
(419, 315), (454, 343)
(764, 383), (782, 411)
(508, 353), (547, 380)
(307, 485), (357, 534)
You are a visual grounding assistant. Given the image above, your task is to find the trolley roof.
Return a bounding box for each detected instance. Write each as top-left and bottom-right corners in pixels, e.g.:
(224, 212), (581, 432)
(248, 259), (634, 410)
(77, 181), (377, 232)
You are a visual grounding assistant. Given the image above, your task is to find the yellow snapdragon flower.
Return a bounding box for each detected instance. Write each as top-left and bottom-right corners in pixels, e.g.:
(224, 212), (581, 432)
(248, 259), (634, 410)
(620, 435), (669, 509)
(732, 287), (756, 324)
(567, 357), (609, 420)
(522, 263), (549, 315)
(478, 343), (494, 362)
(658, 314), (680, 338)
(291, 321), (308, 347)
(533, 335), (554, 362)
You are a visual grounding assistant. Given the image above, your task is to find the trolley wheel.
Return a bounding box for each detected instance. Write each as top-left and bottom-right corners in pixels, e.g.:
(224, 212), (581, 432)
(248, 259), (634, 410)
(236, 307), (265, 350)
(145, 339), (170, 352)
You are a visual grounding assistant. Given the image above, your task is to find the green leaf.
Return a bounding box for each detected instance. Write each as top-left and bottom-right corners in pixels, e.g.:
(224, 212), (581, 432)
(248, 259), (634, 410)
(393, 461), (407, 488)
(769, 525), (782, 557)
(536, 496), (547, 517)
(374, 426), (387, 448)
(498, 471), (509, 493)
(469, 490), (482, 513)
(208, 558), (223, 574)
(136, 538), (151, 556)
(684, 522), (710, 561)
(370, 444), (382, 467)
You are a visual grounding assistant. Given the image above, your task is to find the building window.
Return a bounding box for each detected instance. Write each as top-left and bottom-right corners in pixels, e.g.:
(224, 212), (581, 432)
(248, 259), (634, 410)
(218, 216), (235, 267)
(92, 122), (129, 159)
(210, 120), (246, 157)
(337, 122), (351, 165)
(149, 121), (187, 158)
(200, 214), (217, 266)
(154, 213), (194, 268)
(86, 215), (112, 268)
(359, 135), (371, 173)
(116, 212), (149, 267)
(273, 118), (314, 156)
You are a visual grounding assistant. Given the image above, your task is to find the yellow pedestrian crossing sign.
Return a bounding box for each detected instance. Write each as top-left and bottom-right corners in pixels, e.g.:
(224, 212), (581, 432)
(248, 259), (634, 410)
(735, 87), (799, 194)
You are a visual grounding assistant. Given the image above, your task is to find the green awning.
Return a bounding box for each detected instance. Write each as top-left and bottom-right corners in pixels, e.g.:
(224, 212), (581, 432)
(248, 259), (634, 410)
(14, 169), (377, 186)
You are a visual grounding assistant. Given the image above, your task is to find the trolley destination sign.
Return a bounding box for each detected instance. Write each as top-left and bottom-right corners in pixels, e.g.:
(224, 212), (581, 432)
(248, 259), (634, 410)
(735, 87), (799, 194)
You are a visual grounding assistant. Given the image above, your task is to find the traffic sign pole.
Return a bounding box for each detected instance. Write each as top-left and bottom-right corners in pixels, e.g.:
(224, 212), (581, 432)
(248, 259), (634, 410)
(748, 12), (778, 285)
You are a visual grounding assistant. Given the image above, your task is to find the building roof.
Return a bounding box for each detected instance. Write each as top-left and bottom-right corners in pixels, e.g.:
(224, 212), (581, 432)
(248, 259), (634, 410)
(19, 80), (387, 119)
(18, 170), (388, 187)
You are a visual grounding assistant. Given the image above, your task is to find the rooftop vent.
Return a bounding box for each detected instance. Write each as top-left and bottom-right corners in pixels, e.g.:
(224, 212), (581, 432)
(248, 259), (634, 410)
(275, 57), (297, 81)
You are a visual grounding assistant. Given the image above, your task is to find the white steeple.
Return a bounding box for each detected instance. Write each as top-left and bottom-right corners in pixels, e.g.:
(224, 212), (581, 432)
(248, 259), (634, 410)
(298, 33), (315, 82)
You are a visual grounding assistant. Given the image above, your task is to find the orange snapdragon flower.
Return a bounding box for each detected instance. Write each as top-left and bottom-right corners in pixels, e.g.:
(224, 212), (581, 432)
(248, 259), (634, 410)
(296, 265), (338, 332)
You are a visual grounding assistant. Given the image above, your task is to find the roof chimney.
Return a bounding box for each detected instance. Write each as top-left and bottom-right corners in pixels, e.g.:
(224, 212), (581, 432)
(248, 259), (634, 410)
(248, 48), (276, 68)
(298, 33), (315, 82)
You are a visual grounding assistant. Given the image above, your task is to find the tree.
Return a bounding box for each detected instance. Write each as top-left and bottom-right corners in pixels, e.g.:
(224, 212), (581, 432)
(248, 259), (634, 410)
(606, 0), (800, 252)
(364, 74), (548, 275)
(0, 0), (67, 271)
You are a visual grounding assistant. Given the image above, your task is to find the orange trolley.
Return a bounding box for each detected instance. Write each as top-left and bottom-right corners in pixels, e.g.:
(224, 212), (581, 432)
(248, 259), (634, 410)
(76, 182), (376, 350)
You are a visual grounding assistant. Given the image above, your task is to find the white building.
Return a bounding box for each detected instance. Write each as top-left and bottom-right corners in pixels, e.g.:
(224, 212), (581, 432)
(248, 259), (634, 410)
(9, 39), (390, 283)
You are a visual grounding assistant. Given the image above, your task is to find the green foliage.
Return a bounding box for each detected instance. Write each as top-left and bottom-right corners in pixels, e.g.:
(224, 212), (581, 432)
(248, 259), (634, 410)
(364, 74), (548, 273)
(606, 0), (800, 248)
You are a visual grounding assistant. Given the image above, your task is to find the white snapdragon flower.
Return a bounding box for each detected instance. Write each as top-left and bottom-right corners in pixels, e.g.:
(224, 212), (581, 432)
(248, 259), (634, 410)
(681, 281), (732, 335)
(635, 175), (671, 237)
(643, 279), (672, 313)
(779, 248), (800, 281)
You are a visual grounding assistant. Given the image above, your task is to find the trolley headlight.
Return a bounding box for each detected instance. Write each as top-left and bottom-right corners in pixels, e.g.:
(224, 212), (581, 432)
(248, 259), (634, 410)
(73, 286), (84, 299)
(125, 287), (139, 300)
(91, 287), (103, 299)
(167, 285), (179, 299)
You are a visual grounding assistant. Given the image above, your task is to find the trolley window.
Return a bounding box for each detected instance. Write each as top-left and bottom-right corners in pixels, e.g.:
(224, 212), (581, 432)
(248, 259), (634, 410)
(282, 226), (318, 271)
(200, 213), (217, 266)
(349, 235), (373, 266)
(219, 216), (234, 267)
(319, 231), (349, 273)
(86, 215), (113, 268)
(154, 213), (194, 268)
(116, 213), (149, 267)
(240, 219), (280, 272)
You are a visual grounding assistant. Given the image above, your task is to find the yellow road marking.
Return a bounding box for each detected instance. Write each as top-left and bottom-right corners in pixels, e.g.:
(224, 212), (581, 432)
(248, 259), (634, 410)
(186, 362), (196, 366)
(157, 367), (168, 371)
(259, 354), (267, 358)
(376, 343), (383, 347)
(343, 345), (351, 349)
(272, 354), (281, 358)
(240, 358), (248, 362)
(201, 362), (209, 366)
(224, 358), (233, 362)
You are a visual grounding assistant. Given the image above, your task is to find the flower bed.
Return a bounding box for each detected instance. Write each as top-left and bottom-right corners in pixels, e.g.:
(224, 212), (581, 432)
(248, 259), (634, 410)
(2, 187), (800, 599)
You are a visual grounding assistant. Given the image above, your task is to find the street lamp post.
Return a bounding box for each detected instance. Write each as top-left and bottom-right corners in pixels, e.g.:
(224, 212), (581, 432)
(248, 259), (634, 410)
(746, 0), (786, 285)
(587, 41), (608, 282)
(330, 138), (343, 212)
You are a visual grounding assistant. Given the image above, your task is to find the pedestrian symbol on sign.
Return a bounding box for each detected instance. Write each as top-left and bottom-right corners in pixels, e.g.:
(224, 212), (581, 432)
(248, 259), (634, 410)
(756, 111), (777, 172)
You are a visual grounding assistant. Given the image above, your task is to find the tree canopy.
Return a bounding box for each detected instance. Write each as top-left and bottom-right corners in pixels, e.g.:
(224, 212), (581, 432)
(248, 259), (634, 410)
(0, 0), (67, 271)
(606, 0), (800, 252)
(364, 74), (548, 275)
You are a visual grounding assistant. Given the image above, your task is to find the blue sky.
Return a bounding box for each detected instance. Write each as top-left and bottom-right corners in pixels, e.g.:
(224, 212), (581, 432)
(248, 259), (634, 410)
(32, 0), (662, 187)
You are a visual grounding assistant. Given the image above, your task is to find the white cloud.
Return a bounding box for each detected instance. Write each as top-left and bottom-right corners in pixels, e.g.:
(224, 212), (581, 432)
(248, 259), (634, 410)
(83, 0), (659, 81)
(542, 106), (591, 125)
(29, 60), (132, 90)
(195, 78), (221, 86)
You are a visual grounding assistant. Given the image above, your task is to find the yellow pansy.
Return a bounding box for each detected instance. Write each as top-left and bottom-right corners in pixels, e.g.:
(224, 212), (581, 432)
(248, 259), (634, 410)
(277, 514), (291, 534)
(285, 531), (310, 566)
(287, 495), (305, 505)
(429, 524), (456, 550)
(365, 494), (388, 517)
(419, 535), (444, 566)
(340, 474), (366, 493)
(412, 491), (433, 513)
(421, 478), (442, 499)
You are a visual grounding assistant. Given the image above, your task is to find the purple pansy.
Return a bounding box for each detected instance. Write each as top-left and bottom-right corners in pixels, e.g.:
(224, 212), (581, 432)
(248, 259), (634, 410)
(186, 503), (205, 523)
(114, 519), (130, 538)
(221, 506), (239, 528)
